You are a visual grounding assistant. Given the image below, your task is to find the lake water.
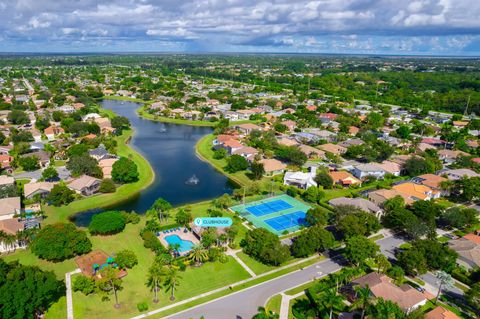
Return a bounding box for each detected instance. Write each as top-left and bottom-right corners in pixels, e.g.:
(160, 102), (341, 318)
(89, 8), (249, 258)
(73, 100), (234, 226)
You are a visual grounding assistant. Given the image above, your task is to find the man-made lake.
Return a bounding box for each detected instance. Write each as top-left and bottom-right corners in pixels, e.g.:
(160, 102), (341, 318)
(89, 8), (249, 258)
(73, 100), (234, 226)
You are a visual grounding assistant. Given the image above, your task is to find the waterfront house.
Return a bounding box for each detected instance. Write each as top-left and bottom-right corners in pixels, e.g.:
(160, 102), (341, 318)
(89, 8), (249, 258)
(260, 158), (287, 176)
(352, 163), (386, 180)
(328, 197), (383, 218)
(68, 175), (101, 196)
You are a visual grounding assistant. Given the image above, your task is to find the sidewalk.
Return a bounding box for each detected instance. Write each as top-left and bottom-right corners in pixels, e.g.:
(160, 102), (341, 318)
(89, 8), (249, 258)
(66, 268), (81, 319)
(130, 254), (322, 319)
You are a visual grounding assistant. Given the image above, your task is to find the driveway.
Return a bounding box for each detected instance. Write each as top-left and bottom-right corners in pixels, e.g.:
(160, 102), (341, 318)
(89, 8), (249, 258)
(376, 234), (407, 260)
(420, 272), (464, 297)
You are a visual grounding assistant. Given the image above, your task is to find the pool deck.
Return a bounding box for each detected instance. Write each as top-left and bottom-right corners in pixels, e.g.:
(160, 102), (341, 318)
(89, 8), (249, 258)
(157, 228), (200, 254)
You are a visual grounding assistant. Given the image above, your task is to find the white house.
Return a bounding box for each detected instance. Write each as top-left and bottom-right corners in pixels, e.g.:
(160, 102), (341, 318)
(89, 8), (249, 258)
(284, 166), (318, 189)
(352, 163), (386, 179)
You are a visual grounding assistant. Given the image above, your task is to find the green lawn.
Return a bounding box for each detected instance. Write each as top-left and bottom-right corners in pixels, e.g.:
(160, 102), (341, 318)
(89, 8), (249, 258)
(284, 281), (316, 296)
(236, 251), (278, 275)
(44, 129), (155, 224)
(6, 219), (249, 319)
(265, 294), (282, 314)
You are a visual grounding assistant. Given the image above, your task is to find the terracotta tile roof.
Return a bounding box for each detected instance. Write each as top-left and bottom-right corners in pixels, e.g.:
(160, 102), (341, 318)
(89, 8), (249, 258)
(353, 273), (426, 312)
(464, 233), (480, 245)
(223, 139), (243, 148)
(329, 171), (361, 185)
(425, 306), (461, 319)
(0, 218), (24, 235)
(392, 182), (438, 200)
(318, 143), (347, 155)
(260, 159), (287, 172)
(416, 174), (447, 189)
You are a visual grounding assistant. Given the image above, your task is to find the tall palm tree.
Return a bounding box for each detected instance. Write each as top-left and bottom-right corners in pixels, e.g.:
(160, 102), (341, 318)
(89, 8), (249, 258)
(435, 271), (453, 304)
(188, 244), (209, 266)
(163, 266), (182, 301)
(321, 288), (345, 319)
(147, 261), (164, 303)
(352, 286), (372, 319)
(150, 198), (172, 223)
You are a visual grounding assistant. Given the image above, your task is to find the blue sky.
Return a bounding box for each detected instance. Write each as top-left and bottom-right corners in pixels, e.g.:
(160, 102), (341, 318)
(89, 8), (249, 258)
(1, 0), (480, 55)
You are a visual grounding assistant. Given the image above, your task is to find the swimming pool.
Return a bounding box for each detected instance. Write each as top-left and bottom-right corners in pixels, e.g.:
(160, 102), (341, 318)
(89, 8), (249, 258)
(164, 234), (194, 253)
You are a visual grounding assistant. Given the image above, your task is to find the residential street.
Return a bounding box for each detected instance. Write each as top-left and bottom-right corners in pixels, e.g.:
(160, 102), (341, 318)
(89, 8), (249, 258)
(164, 235), (408, 319)
(165, 256), (344, 319)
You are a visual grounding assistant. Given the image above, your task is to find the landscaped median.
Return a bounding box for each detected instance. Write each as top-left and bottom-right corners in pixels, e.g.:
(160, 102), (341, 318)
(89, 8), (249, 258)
(44, 128), (155, 224)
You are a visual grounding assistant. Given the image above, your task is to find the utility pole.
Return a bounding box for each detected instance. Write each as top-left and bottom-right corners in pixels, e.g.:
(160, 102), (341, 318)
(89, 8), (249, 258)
(464, 95), (471, 117)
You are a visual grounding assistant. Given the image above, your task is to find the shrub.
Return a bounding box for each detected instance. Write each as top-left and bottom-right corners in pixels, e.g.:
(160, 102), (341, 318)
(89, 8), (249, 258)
(121, 211), (140, 224)
(99, 179), (116, 193)
(31, 223), (92, 261)
(137, 302), (149, 312)
(73, 275), (96, 295)
(88, 211), (126, 235)
(115, 249), (138, 269)
(142, 231), (164, 253)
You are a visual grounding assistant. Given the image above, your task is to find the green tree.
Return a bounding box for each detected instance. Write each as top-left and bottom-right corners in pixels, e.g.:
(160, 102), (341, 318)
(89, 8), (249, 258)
(213, 148), (227, 159)
(7, 110), (30, 124)
(0, 259), (65, 319)
(115, 249), (138, 269)
(314, 170), (334, 189)
(41, 166), (58, 181)
(150, 198), (172, 223)
(367, 298), (405, 319)
(188, 244), (209, 266)
(251, 161), (265, 180)
(163, 266), (181, 301)
(343, 235), (379, 266)
(465, 282), (480, 314)
(241, 228), (290, 265)
(46, 184), (75, 206)
(175, 209), (193, 227)
(67, 154), (102, 178)
(73, 275), (96, 295)
(99, 178), (116, 193)
(305, 207), (329, 226)
(19, 156), (40, 171)
(403, 156), (434, 176)
(88, 211), (126, 235)
(352, 286), (372, 319)
(146, 260), (164, 303)
(31, 223), (92, 261)
(396, 248), (428, 275)
(226, 154), (249, 172)
(375, 254), (391, 274)
(434, 271), (453, 304)
(97, 267), (123, 308)
(111, 157), (139, 183)
(321, 288), (345, 319)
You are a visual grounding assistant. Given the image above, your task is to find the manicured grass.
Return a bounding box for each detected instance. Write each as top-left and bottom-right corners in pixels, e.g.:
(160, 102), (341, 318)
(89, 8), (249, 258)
(2, 248), (76, 279)
(284, 281), (315, 296)
(369, 234), (385, 242)
(437, 236), (450, 243)
(151, 255), (324, 318)
(44, 129), (155, 224)
(54, 160), (66, 167)
(137, 106), (216, 127)
(265, 294), (282, 314)
(236, 251), (277, 275)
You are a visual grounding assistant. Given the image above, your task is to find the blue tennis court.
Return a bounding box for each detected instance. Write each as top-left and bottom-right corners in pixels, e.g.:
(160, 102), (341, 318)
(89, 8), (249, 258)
(245, 199), (293, 217)
(264, 211), (307, 231)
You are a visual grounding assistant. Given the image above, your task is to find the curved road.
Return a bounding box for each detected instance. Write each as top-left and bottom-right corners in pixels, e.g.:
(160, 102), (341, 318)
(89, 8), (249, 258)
(164, 235), (407, 319)
(165, 257), (343, 319)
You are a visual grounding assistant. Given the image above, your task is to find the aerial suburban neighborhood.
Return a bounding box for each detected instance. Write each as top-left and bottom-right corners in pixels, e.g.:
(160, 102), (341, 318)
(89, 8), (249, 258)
(0, 2), (480, 317)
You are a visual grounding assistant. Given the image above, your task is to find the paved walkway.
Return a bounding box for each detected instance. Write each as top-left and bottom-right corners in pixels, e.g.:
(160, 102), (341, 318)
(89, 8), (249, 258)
(66, 269), (81, 319)
(129, 254), (322, 319)
(226, 249), (256, 277)
(278, 291), (306, 319)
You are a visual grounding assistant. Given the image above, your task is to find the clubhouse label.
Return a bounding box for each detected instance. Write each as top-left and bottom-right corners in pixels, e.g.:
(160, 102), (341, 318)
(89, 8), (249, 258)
(194, 217), (232, 228)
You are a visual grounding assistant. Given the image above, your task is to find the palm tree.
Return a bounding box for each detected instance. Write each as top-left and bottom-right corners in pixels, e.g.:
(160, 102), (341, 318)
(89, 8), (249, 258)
(98, 267), (123, 308)
(321, 288), (345, 319)
(435, 271), (454, 304)
(150, 198), (172, 223)
(352, 286), (372, 319)
(168, 243), (181, 258)
(147, 261), (164, 303)
(252, 306), (279, 319)
(163, 266), (182, 301)
(188, 244), (209, 266)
